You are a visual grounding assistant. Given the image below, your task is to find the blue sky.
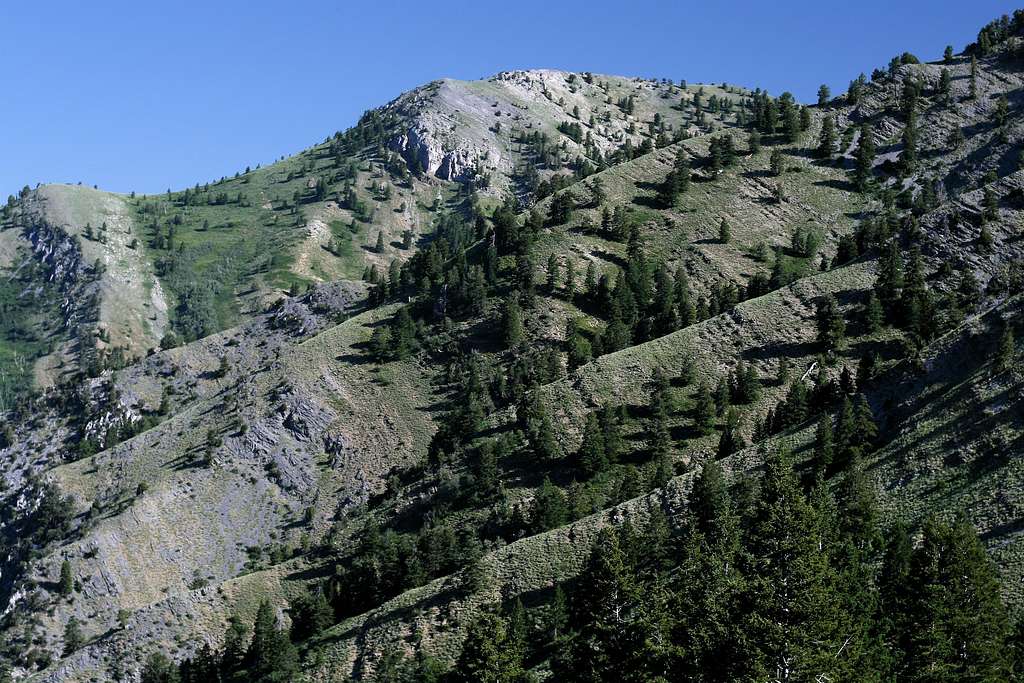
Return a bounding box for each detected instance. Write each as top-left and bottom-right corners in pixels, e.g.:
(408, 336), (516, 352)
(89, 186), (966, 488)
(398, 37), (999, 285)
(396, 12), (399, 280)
(1, 1), (1017, 198)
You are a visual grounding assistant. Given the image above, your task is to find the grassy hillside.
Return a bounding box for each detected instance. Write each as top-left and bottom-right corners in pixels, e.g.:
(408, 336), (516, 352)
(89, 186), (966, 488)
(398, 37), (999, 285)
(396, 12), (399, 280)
(3, 16), (1024, 682)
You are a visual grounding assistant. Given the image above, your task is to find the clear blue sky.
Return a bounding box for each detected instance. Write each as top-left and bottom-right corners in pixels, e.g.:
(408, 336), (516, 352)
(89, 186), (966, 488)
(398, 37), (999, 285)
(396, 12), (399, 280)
(1, 0), (1017, 198)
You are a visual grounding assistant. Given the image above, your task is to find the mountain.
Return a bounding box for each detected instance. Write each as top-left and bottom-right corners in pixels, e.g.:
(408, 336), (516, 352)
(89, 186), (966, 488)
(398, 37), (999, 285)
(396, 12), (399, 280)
(2, 12), (1024, 682)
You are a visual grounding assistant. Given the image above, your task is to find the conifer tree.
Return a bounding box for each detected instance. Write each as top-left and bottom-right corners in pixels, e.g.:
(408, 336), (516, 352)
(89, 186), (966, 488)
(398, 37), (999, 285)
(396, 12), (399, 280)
(63, 616), (84, 655)
(558, 528), (646, 681)
(453, 612), (525, 683)
(718, 216), (731, 244)
(717, 408), (745, 458)
(546, 253), (560, 293)
(997, 324), (1015, 372)
(502, 297), (525, 349)
(59, 560), (74, 597)
(864, 291), (884, 334)
(903, 517), (1011, 680)
(246, 600), (298, 682)
(813, 412), (835, 477)
(816, 294), (846, 349)
(875, 240), (904, 318)
(692, 383), (717, 435)
(578, 411), (608, 477)
(817, 84), (831, 107)
(816, 114), (836, 159)
(853, 123), (876, 191)
(140, 653), (180, 683)
(737, 448), (844, 681)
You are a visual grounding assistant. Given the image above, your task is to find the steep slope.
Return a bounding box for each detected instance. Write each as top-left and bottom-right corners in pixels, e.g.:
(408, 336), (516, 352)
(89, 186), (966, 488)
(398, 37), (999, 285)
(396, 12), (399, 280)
(3, 19), (1024, 683)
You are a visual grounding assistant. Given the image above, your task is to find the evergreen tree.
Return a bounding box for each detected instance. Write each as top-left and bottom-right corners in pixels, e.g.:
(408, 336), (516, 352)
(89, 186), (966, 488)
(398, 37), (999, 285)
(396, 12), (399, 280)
(140, 653), (180, 683)
(813, 412), (835, 477)
(865, 291), (885, 334)
(853, 123), (876, 191)
(533, 478), (568, 533)
(903, 517), (1011, 680)
(816, 115), (837, 159)
(718, 216), (732, 244)
(578, 411), (608, 477)
(692, 383), (717, 435)
(769, 149), (785, 176)
(717, 408), (745, 458)
(63, 616), (84, 655)
(503, 297), (525, 349)
(817, 84), (831, 107)
(997, 324), (1015, 372)
(375, 230), (385, 254)
(288, 589), (333, 641)
(815, 294), (846, 349)
(246, 600), (298, 682)
(557, 528), (653, 681)
(546, 253), (560, 293)
(453, 612), (525, 683)
(737, 448), (844, 681)
(875, 240), (904, 319)
(59, 559), (74, 597)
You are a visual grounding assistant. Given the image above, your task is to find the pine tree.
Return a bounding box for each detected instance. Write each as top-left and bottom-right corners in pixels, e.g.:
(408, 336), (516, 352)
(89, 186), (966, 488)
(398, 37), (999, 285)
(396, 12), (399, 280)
(59, 559), (73, 597)
(546, 253), (560, 293)
(718, 216), (731, 244)
(558, 528), (646, 681)
(853, 123), (876, 191)
(864, 291), (885, 334)
(748, 128), (761, 154)
(375, 230), (385, 253)
(875, 240), (904, 319)
(769, 149), (784, 176)
(453, 612), (525, 683)
(817, 84), (831, 107)
(997, 324), (1015, 372)
(943, 45), (954, 64)
(578, 411), (608, 477)
(140, 653), (180, 683)
(737, 448), (844, 681)
(816, 294), (846, 349)
(898, 108), (918, 175)
(717, 408), (744, 458)
(600, 405), (624, 464)
(533, 478), (568, 533)
(246, 600), (298, 682)
(63, 616), (84, 655)
(816, 115), (836, 158)
(903, 517), (1012, 680)
(813, 412), (835, 477)
(502, 297), (525, 349)
(288, 589), (333, 641)
(693, 383), (717, 435)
